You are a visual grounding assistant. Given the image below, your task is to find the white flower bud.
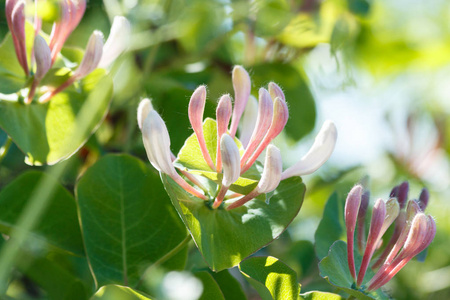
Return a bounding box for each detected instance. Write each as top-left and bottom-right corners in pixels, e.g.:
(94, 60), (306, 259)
(220, 134), (241, 187)
(256, 145), (282, 193)
(34, 35), (51, 81)
(137, 98), (154, 130)
(73, 31), (104, 79)
(98, 16), (131, 68)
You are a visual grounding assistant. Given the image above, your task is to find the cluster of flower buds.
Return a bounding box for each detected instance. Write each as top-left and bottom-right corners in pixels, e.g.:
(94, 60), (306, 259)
(138, 66), (338, 210)
(5, 0), (130, 104)
(344, 182), (436, 291)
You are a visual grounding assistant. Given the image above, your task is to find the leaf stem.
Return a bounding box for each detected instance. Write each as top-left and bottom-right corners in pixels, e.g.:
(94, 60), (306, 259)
(0, 136), (13, 164)
(135, 234), (192, 289)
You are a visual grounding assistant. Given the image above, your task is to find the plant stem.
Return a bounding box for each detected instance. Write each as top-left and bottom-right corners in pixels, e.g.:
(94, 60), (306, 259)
(135, 234), (192, 289)
(0, 136), (13, 164)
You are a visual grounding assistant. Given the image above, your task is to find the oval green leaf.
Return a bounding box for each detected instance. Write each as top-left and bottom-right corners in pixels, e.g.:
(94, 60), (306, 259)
(0, 171), (84, 256)
(76, 154), (188, 287)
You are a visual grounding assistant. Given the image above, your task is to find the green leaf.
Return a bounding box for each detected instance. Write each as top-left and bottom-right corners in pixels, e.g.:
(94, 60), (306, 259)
(314, 193), (346, 260)
(0, 171), (84, 256)
(90, 285), (152, 300)
(209, 269), (247, 300)
(318, 241), (389, 300)
(0, 69), (113, 165)
(76, 154), (188, 287)
(300, 291), (344, 300)
(253, 0), (291, 37)
(251, 63), (316, 142)
(162, 172), (305, 271)
(194, 271), (226, 300)
(239, 256), (300, 300)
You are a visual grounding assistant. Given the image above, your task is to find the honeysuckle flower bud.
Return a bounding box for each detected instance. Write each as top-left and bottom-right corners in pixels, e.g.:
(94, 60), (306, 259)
(137, 98), (154, 130)
(238, 95), (258, 148)
(357, 190), (370, 252)
(213, 134), (240, 208)
(380, 198), (400, 235)
(345, 185), (363, 280)
(7, 0), (28, 75)
(229, 66), (251, 138)
(241, 97), (288, 174)
(142, 110), (207, 200)
(357, 199), (386, 287)
(268, 82), (285, 102)
(73, 31), (104, 80)
(396, 181), (409, 209)
(216, 94), (232, 172)
(418, 187), (429, 211)
(189, 86), (216, 171)
(98, 16), (131, 68)
(281, 120), (338, 180)
(33, 35), (51, 81)
(226, 144), (282, 210)
(240, 88), (273, 168)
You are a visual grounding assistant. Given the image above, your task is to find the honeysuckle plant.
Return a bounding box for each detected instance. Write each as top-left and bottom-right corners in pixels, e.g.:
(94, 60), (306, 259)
(138, 65), (338, 270)
(319, 182), (436, 299)
(0, 0), (130, 165)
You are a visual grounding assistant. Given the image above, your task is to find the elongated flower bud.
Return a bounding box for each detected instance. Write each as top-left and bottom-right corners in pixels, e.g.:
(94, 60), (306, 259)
(357, 190), (370, 252)
(418, 188), (429, 211)
(281, 120), (337, 180)
(137, 98), (154, 130)
(73, 31), (104, 79)
(98, 16), (131, 68)
(256, 145), (282, 193)
(9, 0), (28, 75)
(229, 66), (251, 137)
(242, 97), (288, 174)
(380, 198), (400, 236)
(238, 95), (258, 148)
(345, 185), (363, 280)
(34, 35), (51, 81)
(357, 199), (386, 287)
(268, 82), (285, 102)
(240, 88), (273, 167)
(220, 134), (241, 187)
(216, 94), (232, 172)
(188, 86), (216, 171)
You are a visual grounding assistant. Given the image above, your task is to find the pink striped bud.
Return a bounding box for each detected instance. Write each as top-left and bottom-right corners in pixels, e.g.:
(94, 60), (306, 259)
(241, 97), (288, 174)
(238, 95), (258, 148)
(8, 0), (28, 75)
(98, 16), (131, 68)
(281, 120), (337, 180)
(216, 94), (232, 172)
(137, 98), (154, 130)
(256, 145), (282, 194)
(229, 66), (251, 137)
(33, 35), (51, 81)
(188, 86), (216, 171)
(73, 31), (104, 79)
(345, 185), (363, 280)
(240, 88), (273, 168)
(357, 199), (386, 287)
(268, 82), (285, 102)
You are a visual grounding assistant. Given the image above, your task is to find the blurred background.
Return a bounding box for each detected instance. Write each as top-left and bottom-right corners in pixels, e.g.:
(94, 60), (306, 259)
(0, 0), (449, 299)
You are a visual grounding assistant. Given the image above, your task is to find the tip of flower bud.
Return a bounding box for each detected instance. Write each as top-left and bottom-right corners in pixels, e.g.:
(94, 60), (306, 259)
(189, 86), (207, 128)
(73, 30), (104, 79)
(397, 181), (409, 209)
(256, 144), (282, 194)
(381, 198), (400, 234)
(34, 35), (52, 81)
(280, 120), (337, 179)
(220, 134), (241, 187)
(345, 185), (363, 229)
(230, 66), (251, 137)
(268, 82), (285, 102)
(418, 188), (429, 211)
(137, 98), (154, 130)
(406, 199), (421, 222)
(98, 16), (131, 68)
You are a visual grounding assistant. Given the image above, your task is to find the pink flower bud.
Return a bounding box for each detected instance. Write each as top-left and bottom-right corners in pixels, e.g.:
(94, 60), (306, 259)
(33, 35), (51, 81)
(418, 188), (429, 211)
(357, 199), (386, 287)
(357, 190), (370, 252)
(281, 120), (337, 180)
(7, 0), (28, 75)
(238, 95), (258, 148)
(380, 198), (400, 236)
(137, 98), (154, 130)
(98, 16), (131, 68)
(344, 185), (363, 280)
(256, 145), (282, 194)
(229, 66), (251, 138)
(268, 82), (285, 102)
(188, 86), (216, 171)
(240, 88), (273, 168)
(241, 97), (288, 174)
(216, 94), (232, 172)
(73, 31), (104, 79)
